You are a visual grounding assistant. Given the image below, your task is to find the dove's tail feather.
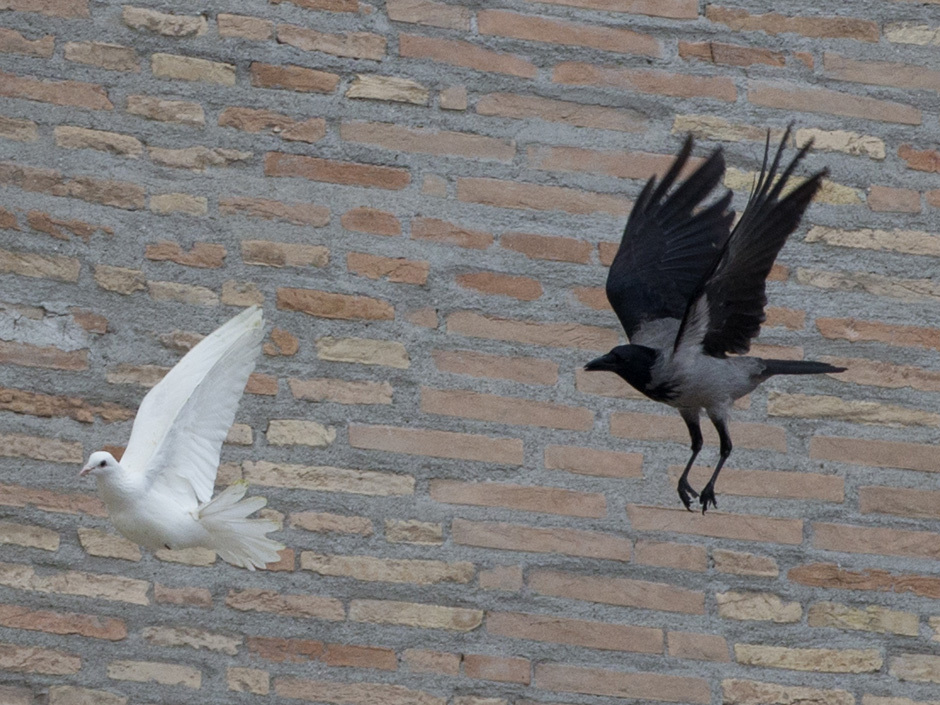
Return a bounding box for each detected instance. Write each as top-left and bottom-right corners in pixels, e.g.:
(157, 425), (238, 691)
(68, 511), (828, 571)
(198, 481), (284, 571)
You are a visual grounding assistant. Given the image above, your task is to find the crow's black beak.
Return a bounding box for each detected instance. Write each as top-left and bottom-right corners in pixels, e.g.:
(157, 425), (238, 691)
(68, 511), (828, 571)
(584, 353), (615, 372)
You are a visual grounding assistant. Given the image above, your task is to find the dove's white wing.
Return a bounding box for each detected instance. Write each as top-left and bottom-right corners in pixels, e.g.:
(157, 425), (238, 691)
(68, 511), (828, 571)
(120, 306), (264, 505)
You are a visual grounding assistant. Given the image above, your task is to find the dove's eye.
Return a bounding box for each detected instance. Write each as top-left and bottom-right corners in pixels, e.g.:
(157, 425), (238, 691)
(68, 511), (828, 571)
(99, 460), (106, 467)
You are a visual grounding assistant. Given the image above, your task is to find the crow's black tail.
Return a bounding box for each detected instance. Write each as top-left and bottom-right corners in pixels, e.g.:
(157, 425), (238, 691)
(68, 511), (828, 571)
(761, 359), (846, 377)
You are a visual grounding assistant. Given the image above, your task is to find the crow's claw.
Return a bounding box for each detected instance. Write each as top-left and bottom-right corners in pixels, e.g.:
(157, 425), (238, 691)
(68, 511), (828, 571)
(677, 478), (699, 511)
(699, 483), (717, 514)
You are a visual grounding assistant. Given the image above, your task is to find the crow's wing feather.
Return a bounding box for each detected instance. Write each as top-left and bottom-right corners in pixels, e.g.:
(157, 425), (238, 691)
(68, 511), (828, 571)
(674, 127), (826, 357)
(605, 137), (734, 341)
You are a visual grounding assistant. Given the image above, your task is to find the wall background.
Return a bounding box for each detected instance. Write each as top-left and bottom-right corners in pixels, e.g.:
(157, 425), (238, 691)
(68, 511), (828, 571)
(2, 0), (940, 703)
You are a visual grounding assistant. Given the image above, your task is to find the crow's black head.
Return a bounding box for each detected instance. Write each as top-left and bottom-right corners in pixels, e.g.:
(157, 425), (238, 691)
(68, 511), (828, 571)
(585, 344), (674, 401)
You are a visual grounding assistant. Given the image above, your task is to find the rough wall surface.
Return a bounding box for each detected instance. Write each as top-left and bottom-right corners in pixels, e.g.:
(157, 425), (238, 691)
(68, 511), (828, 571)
(2, 0), (940, 703)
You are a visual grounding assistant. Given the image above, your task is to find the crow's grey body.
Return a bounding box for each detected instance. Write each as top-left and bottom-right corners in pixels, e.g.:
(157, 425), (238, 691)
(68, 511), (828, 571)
(587, 128), (845, 512)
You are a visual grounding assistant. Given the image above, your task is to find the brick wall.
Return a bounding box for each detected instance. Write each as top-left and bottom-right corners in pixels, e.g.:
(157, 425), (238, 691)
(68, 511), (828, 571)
(2, 0), (940, 703)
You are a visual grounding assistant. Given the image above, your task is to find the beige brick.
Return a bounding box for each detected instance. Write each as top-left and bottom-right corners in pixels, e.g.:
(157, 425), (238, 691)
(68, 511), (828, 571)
(0, 642), (80, 675)
(770, 391), (940, 427)
(0, 248), (80, 282)
(535, 663), (709, 704)
(0, 433), (82, 464)
(795, 127), (886, 159)
(806, 225), (940, 257)
(717, 591), (801, 622)
(289, 377), (392, 405)
(349, 599), (482, 631)
(226, 588), (344, 620)
(77, 528), (141, 560)
(891, 654), (940, 684)
(54, 126), (142, 157)
(529, 569), (703, 614)
(228, 666), (270, 694)
(725, 167), (860, 205)
(431, 479), (605, 517)
(152, 53), (235, 85)
(218, 14), (273, 40)
(275, 677), (444, 705)
(404, 649), (460, 675)
(0, 27), (53, 58)
(242, 239), (329, 267)
(0, 115), (37, 142)
(142, 626), (241, 655)
(123, 6), (207, 36)
(301, 552), (474, 584)
(479, 565), (523, 590)
(714, 549), (779, 577)
(154, 583), (212, 607)
(221, 280), (263, 306)
(155, 546), (216, 566)
(266, 419), (336, 447)
(342, 121), (514, 161)
(384, 519), (441, 544)
(49, 685), (128, 705)
(126, 95), (205, 126)
(277, 24), (386, 60)
(277, 287), (394, 320)
(479, 92), (645, 132)
(886, 22), (940, 45)
(290, 512), (373, 536)
(346, 74), (429, 104)
(735, 644), (882, 672)
(809, 601), (918, 636)
(316, 336), (409, 368)
(147, 280), (217, 306)
(244, 460), (414, 496)
(455, 519), (631, 561)
(544, 444), (642, 478)
(627, 505), (802, 544)
(0, 521), (58, 551)
(488, 611), (662, 653)
(107, 660), (201, 688)
(387, 0), (471, 28)
(723, 679), (854, 705)
(149, 192), (208, 216)
(440, 84), (467, 109)
(349, 424), (522, 465)
(797, 268), (940, 303)
(64, 41), (138, 71)
(0, 561), (149, 604)
(149, 146), (251, 170)
(668, 632), (730, 662)
(447, 310), (617, 350)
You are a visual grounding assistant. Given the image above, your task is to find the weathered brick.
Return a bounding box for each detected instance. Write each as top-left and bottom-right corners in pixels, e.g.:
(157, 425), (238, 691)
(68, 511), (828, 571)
(717, 591), (801, 623)
(267, 419), (336, 447)
(65, 41), (138, 71)
(0, 561), (149, 604)
(0, 340), (87, 371)
(680, 40), (783, 67)
(49, 685), (127, 705)
(400, 34), (536, 78)
(349, 599), (482, 631)
(276, 676), (444, 705)
(535, 663), (709, 704)
(149, 145), (251, 170)
(422, 387), (593, 430)
(748, 81), (920, 125)
(439, 84), (466, 109)
(347, 251), (429, 285)
(277, 23), (386, 60)
(146, 241), (225, 268)
(226, 589), (344, 620)
(387, 0), (470, 29)
(342, 120), (514, 161)
(107, 660), (201, 689)
(431, 480), (606, 518)
(488, 611), (662, 653)
(349, 424), (523, 465)
(323, 643), (397, 670)
(667, 463), (843, 502)
(447, 311), (618, 350)
(707, 6), (878, 40)
(529, 0), (696, 19)
(530, 569), (702, 613)
(554, 62), (736, 101)
(154, 583), (212, 607)
(735, 644), (882, 673)
(341, 207), (402, 235)
(266, 152), (410, 190)
(251, 62), (340, 93)
(218, 13), (273, 39)
(612, 411), (786, 451)
(242, 240), (329, 267)
(221, 107), (326, 143)
(669, 632), (730, 662)
(0, 70), (113, 109)
(152, 53), (235, 85)
(544, 444), (642, 478)
(54, 126), (142, 157)
(0, 27), (53, 57)
(277, 287), (393, 320)
(626, 505), (803, 544)
(808, 601), (918, 636)
(826, 53), (940, 94)
(0, 521), (58, 551)
(142, 625), (241, 654)
(814, 522), (940, 560)
(244, 459), (413, 496)
(478, 92), (645, 132)
(412, 217), (492, 248)
(810, 435), (937, 472)
(346, 73), (429, 104)
(795, 127), (886, 159)
(0, 482), (103, 514)
(126, 95), (204, 126)
(289, 377), (392, 405)
(635, 540), (708, 571)
(458, 176), (628, 215)
(148, 280), (217, 305)
(455, 520), (631, 562)
(316, 336), (409, 368)
(0, 385), (133, 423)
(714, 549), (779, 577)
(501, 231), (592, 263)
(464, 654), (529, 684)
(456, 271), (542, 300)
(722, 679), (853, 705)
(0, 642), (80, 675)
(78, 528), (141, 560)
(0, 115), (37, 141)
(149, 192), (208, 216)
(432, 349), (557, 385)
(301, 552), (473, 584)
(227, 667), (270, 695)
(123, 6), (207, 36)
(404, 649), (461, 675)
(891, 655), (940, 684)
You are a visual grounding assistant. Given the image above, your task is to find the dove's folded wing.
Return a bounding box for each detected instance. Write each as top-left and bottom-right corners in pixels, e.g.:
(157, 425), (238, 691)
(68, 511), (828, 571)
(120, 306), (264, 505)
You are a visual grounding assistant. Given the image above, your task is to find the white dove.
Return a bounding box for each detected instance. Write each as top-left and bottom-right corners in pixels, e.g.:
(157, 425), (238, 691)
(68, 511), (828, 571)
(81, 305), (283, 570)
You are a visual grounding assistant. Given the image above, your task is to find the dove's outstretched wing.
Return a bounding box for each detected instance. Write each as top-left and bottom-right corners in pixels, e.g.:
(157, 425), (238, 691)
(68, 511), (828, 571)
(120, 306), (264, 505)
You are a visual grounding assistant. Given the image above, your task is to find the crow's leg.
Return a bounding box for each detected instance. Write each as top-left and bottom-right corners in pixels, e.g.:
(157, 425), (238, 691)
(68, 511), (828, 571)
(677, 408), (703, 511)
(700, 413), (732, 513)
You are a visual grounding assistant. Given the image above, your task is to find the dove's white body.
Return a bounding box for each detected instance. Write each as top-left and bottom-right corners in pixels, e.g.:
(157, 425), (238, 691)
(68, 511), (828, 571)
(82, 306), (282, 570)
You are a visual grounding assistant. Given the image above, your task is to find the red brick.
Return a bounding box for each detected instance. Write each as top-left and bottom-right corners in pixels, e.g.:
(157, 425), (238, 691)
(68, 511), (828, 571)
(276, 287), (394, 320)
(0, 341), (88, 371)
(536, 663), (709, 704)
(679, 40), (784, 67)
(0, 207), (16, 229)
(867, 185), (920, 212)
(219, 107), (326, 143)
(572, 287), (611, 311)
(220, 197), (330, 227)
(635, 540), (708, 572)
(748, 81), (920, 125)
(154, 583), (213, 607)
(789, 563), (940, 600)
(0, 643), (80, 676)
(476, 92), (646, 133)
(0, 604), (126, 640)
(487, 611), (663, 653)
(457, 177), (629, 216)
(860, 486), (940, 520)
(341, 121), (515, 161)
(454, 519), (631, 561)
(145, 241), (225, 268)
(125, 95), (204, 126)
(347, 252), (428, 284)
(553, 62), (736, 101)
(456, 271), (542, 300)
(668, 631), (730, 662)
(479, 565), (522, 590)
(611, 411), (786, 452)
(543, 444), (643, 478)
(411, 217), (492, 249)
(0, 70), (112, 110)
(276, 23), (386, 60)
(464, 654), (530, 684)
(626, 505), (804, 544)
(275, 676), (442, 705)
(421, 387), (594, 431)
(387, 0), (471, 29)
(0, 386), (132, 424)
(250, 62), (340, 93)
(501, 231), (592, 263)
(666, 465), (843, 502)
(526, 0), (697, 20)
(814, 522), (940, 561)
(810, 435), (937, 473)
(403, 649), (461, 675)
(341, 207), (402, 235)
(446, 311), (617, 350)
(1, 0), (88, 16)
(825, 52), (940, 91)
(323, 644), (397, 671)
(246, 636), (323, 663)
(399, 34), (537, 78)
(478, 10), (660, 57)
(27, 211), (111, 241)
(0, 28), (54, 57)
(706, 6), (878, 41)
(349, 424), (523, 465)
(432, 348), (558, 385)
(430, 479), (606, 518)
(529, 569), (704, 614)
(899, 144), (940, 173)
(528, 144), (703, 181)
(266, 152), (410, 190)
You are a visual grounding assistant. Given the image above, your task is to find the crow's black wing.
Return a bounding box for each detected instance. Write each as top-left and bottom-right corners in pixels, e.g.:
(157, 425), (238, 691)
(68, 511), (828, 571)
(605, 137), (734, 341)
(674, 127), (826, 357)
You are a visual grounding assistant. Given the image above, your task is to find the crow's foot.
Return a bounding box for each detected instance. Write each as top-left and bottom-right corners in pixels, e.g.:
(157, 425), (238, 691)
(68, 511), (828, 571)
(699, 483), (717, 514)
(677, 478), (699, 511)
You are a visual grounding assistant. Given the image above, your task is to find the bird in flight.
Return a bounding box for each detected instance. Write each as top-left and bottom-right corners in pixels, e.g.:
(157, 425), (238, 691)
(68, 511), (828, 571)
(81, 305), (283, 570)
(585, 127), (845, 513)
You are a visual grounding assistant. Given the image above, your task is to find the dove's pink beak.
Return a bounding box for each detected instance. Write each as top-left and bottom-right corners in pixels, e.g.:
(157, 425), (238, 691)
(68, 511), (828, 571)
(79, 463), (93, 477)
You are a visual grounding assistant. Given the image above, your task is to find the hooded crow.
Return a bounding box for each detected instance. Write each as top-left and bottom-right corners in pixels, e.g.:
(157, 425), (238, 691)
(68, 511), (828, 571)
(585, 127), (845, 513)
